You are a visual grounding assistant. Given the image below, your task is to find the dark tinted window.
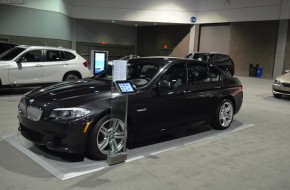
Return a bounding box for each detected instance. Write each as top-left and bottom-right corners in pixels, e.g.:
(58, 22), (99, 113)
(160, 63), (188, 87)
(94, 62), (164, 88)
(0, 47), (25, 61)
(47, 50), (61, 61)
(190, 65), (210, 83)
(64, 51), (76, 60)
(22, 50), (42, 62)
(61, 51), (67, 61)
(214, 54), (228, 62)
(192, 54), (209, 62)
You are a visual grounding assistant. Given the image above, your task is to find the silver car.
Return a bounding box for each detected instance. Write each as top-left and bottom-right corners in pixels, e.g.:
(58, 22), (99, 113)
(273, 70), (290, 98)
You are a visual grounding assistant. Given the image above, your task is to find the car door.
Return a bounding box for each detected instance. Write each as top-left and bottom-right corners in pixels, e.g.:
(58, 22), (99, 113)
(42, 50), (68, 82)
(187, 62), (221, 120)
(8, 49), (43, 84)
(129, 62), (192, 137)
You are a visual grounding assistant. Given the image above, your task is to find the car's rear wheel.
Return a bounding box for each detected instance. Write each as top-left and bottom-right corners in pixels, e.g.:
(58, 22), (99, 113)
(211, 99), (234, 130)
(63, 73), (80, 81)
(87, 115), (126, 159)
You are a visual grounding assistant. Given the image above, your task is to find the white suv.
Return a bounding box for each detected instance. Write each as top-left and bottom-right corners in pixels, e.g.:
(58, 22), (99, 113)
(0, 45), (90, 87)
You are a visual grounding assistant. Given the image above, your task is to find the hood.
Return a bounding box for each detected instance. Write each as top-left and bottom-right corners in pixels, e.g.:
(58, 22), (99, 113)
(276, 73), (290, 83)
(26, 78), (111, 103)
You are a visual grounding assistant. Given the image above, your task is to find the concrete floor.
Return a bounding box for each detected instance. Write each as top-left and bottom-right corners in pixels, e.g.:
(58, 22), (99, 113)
(0, 76), (290, 190)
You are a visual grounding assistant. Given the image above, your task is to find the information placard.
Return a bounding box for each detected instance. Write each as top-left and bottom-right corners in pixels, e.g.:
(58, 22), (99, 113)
(112, 60), (127, 82)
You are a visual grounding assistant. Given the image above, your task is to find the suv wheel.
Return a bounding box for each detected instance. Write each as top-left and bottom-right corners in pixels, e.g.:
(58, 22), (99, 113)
(64, 73), (80, 81)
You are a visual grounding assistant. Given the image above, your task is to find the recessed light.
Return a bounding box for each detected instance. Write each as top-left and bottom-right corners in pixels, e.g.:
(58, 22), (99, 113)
(135, 24), (138, 27)
(154, 23), (157, 26)
(112, 21), (115, 23)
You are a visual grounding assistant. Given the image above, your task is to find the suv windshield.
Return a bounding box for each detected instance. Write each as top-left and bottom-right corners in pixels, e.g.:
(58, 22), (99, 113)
(0, 47), (26, 61)
(94, 62), (164, 88)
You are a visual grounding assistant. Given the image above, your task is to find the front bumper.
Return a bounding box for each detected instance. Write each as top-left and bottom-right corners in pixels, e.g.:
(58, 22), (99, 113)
(272, 84), (290, 96)
(18, 113), (92, 154)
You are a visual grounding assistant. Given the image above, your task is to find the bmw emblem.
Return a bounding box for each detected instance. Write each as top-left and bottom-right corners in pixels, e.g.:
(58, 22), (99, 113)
(29, 99), (35, 104)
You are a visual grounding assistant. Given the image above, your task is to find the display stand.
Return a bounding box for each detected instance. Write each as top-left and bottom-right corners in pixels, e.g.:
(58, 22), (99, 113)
(107, 60), (133, 165)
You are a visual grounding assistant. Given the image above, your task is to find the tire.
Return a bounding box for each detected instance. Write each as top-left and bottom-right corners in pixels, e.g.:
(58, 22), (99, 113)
(64, 73), (80, 81)
(87, 115), (126, 160)
(211, 99), (234, 130)
(273, 94), (282, 99)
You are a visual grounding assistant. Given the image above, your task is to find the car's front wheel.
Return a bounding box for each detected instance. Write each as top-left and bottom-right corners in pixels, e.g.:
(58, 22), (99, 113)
(87, 115), (126, 159)
(211, 99), (234, 130)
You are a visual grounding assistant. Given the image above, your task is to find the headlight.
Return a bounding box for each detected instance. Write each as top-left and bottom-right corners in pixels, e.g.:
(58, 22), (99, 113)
(49, 108), (91, 119)
(273, 79), (281, 86)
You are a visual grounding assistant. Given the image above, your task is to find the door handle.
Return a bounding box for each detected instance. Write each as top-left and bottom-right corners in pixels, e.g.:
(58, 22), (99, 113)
(63, 63), (69, 65)
(215, 85), (222, 89)
(35, 64), (42, 67)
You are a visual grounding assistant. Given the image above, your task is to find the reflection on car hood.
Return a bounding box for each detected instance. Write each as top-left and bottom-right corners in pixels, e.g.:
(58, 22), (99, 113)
(277, 73), (290, 82)
(26, 78), (111, 103)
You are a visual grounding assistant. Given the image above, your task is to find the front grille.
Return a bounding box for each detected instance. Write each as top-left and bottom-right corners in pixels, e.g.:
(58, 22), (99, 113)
(18, 102), (27, 117)
(282, 82), (290, 88)
(27, 106), (43, 121)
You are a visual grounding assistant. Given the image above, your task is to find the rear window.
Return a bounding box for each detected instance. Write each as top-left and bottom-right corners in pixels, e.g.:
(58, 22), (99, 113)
(64, 51), (76, 60)
(192, 54), (209, 62)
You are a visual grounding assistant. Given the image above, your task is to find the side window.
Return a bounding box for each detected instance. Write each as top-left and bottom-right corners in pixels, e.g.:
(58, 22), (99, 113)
(160, 63), (187, 87)
(64, 51), (76, 60)
(209, 68), (221, 82)
(190, 65), (210, 83)
(61, 51), (67, 61)
(47, 50), (61, 61)
(214, 54), (227, 63)
(22, 50), (42, 62)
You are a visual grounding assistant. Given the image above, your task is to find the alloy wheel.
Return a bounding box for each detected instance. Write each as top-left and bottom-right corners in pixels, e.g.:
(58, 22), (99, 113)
(97, 118), (126, 155)
(219, 101), (233, 127)
(65, 74), (79, 81)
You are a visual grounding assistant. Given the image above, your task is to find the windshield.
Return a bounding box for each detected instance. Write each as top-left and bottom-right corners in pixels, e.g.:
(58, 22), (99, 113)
(119, 55), (139, 60)
(0, 47), (26, 61)
(94, 62), (164, 88)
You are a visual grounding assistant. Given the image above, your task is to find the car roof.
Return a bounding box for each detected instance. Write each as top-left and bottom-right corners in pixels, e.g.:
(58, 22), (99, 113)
(15, 45), (75, 52)
(128, 56), (208, 65)
(193, 52), (227, 56)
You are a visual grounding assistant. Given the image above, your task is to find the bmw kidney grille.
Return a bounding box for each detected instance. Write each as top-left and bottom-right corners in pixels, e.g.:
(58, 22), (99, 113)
(19, 102), (42, 121)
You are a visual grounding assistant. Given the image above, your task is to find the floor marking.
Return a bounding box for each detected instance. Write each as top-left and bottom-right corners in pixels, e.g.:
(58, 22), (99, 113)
(2, 122), (255, 180)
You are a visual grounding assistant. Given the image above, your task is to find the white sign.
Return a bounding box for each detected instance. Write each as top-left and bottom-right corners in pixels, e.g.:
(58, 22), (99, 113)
(112, 60), (127, 82)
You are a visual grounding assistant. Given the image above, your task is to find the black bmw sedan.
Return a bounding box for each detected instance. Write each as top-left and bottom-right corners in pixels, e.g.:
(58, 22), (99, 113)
(18, 57), (243, 159)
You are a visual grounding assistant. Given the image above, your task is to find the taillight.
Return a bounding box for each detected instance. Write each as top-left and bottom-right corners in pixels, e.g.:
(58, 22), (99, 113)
(83, 61), (88, 68)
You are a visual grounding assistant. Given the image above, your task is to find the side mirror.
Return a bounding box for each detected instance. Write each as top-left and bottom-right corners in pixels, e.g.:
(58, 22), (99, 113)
(16, 57), (26, 64)
(285, 70), (290, 74)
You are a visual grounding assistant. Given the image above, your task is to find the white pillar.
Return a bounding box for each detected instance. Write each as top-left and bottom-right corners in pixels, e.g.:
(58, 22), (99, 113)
(273, 20), (288, 78)
(188, 25), (196, 54)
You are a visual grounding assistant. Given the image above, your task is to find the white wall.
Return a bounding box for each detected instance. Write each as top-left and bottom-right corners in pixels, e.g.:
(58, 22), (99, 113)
(10, 0), (287, 24)
(199, 24), (231, 54)
(75, 20), (137, 46)
(0, 4), (73, 41)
